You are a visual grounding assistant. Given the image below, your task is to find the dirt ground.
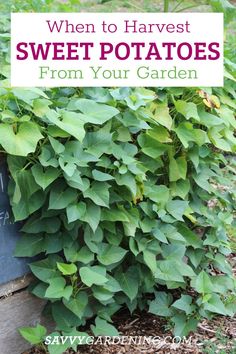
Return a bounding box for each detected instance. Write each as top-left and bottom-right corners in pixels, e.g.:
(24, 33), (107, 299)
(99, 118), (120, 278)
(23, 310), (236, 354)
(23, 254), (236, 354)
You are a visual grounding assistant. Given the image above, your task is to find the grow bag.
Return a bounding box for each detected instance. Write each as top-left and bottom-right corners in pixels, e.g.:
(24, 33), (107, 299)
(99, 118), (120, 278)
(0, 158), (29, 285)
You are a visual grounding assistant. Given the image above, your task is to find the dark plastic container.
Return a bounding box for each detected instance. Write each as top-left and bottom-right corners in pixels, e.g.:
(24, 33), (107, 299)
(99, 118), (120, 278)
(0, 159), (29, 285)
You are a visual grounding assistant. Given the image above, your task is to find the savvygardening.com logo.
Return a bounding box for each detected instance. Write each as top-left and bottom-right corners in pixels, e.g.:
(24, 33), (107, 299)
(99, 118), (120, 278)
(44, 335), (198, 346)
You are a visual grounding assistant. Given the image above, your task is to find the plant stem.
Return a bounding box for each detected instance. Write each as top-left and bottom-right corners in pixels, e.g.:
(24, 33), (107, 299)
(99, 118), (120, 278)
(39, 342), (48, 353)
(176, 4), (200, 12)
(172, 0), (184, 12)
(164, 0), (169, 12)
(21, 161), (34, 171)
(125, 1), (144, 11)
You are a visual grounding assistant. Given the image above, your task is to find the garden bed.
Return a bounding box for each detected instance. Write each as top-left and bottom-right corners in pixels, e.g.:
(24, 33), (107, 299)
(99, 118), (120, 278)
(23, 254), (236, 354)
(23, 310), (236, 354)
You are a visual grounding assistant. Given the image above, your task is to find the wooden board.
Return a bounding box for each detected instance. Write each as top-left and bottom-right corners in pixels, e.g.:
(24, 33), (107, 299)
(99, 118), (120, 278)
(0, 274), (33, 298)
(0, 289), (53, 354)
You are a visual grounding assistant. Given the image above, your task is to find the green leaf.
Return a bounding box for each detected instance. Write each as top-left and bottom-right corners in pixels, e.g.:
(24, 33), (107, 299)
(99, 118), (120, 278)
(0, 122), (43, 156)
(14, 235), (45, 257)
(65, 172), (89, 192)
(47, 125), (71, 138)
(143, 250), (157, 274)
(101, 208), (129, 222)
(31, 282), (47, 299)
(51, 303), (80, 332)
(115, 172), (137, 196)
(178, 224), (203, 249)
(92, 286), (113, 302)
(49, 183), (77, 210)
(210, 0), (236, 23)
(218, 106), (236, 128)
(83, 226), (103, 253)
(162, 244), (186, 261)
(172, 295), (195, 315)
(144, 184), (169, 207)
(76, 246), (94, 264)
(175, 100), (199, 120)
(166, 200), (189, 221)
(175, 122), (208, 148)
(147, 126), (172, 143)
(32, 165), (60, 190)
(44, 234), (63, 255)
(153, 104), (173, 130)
(208, 127), (232, 151)
(198, 107), (223, 127)
(138, 133), (168, 158)
(79, 266), (108, 287)
(21, 216), (60, 234)
(171, 179), (190, 199)
(116, 126), (131, 142)
(169, 156), (187, 182)
(49, 329), (89, 352)
(175, 260), (196, 277)
(92, 169), (114, 181)
(70, 98), (119, 123)
(48, 101), (118, 143)
(46, 110), (86, 142)
(66, 202), (86, 223)
(38, 146), (58, 168)
(204, 293), (228, 315)
(12, 88), (48, 104)
(12, 169), (40, 204)
(30, 256), (61, 282)
(193, 271), (214, 294)
(97, 244), (127, 265)
(47, 332), (71, 354)
(84, 127), (112, 157)
(152, 228), (168, 243)
(63, 292), (88, 319)
(117, 269), (139, 301)
(83, 182), (110, 207)
(121, 207), (140, 236)
(49, 136), (65, 154)
(83, 202), (101, 232)
(173, 314), (198, 337)
(155, 260), (184, 282)
(149, 292), (173, 317)
(103, 275), (122, 293)
(91, 317), (119, 336)
(45, 276), (73, 300)
(57, 262), (77, 275)
(125, 88), (155, 110)
(19, 324), (46, 345)
(33, 98), (51, 118)
(59, 157), (76, 177)
(187, 249), (204, 268)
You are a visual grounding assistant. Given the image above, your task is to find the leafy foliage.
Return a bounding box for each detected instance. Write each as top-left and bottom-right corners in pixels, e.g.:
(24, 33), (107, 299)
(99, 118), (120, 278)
(0, 2), (236, 353)
(19, 324), (47, 345)
(0, 81), (234, 351)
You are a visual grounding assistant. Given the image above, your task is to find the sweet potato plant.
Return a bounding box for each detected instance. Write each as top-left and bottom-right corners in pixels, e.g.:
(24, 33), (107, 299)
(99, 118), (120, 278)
(0, 82), (234, 351)
(0, 1), (236, 353)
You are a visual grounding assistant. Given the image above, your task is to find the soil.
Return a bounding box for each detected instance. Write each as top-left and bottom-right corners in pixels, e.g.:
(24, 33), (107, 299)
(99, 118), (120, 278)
(23, 308), (236, 354)
(23, 255), (236, 354)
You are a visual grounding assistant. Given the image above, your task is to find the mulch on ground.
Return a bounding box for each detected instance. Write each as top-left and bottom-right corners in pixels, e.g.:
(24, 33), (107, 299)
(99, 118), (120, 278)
(23, 255), (236, 354)
(23, 310), (236, 354)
